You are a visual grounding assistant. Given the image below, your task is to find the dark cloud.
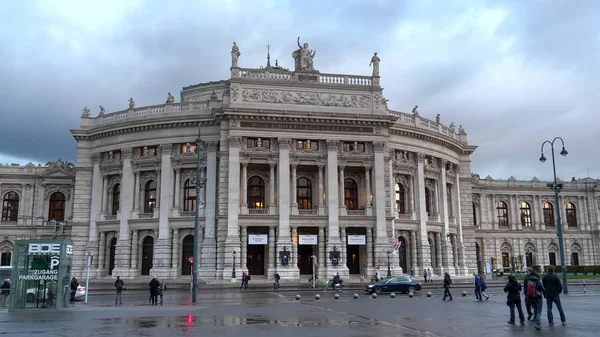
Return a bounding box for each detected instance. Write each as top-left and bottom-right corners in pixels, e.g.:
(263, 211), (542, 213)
(0, 0), (597, 181)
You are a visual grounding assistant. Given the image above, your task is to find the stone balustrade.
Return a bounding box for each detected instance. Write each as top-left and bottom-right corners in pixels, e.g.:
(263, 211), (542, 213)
(388, 110), (458, 141)
(248, 208), (269, 215)
(236, 68), (373, 87)
(138, 213), (154, 219)
(240, 69), (293, 81)
(347, 210), (366, 216)
(298, 209), (318, 216)
(179, 211), (196, 217)
(104, 215), (117, 221)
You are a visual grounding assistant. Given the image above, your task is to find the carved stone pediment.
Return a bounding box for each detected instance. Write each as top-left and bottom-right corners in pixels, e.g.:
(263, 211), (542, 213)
(241, 88), (372, 109)
(44, 184), (72, 200)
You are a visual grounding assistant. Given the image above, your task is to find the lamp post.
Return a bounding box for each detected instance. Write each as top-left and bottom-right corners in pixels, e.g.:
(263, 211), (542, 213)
(192, 127), (207, 304)
(539, 137), (569, 294)
(386, 251), (392, 277)
(232, 251), (237, 278)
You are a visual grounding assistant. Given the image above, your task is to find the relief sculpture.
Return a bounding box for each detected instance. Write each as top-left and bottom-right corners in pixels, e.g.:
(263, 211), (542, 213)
(242, 89), (371, 108)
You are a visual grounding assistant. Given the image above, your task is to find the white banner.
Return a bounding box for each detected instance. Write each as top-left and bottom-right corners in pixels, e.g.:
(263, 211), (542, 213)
(299, 235), (318, 245)
(248, 234), (268, 245)
(347, 235), (366, 245)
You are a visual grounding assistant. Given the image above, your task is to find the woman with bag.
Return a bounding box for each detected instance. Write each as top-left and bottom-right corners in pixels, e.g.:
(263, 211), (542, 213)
(504, 275), (525, 325)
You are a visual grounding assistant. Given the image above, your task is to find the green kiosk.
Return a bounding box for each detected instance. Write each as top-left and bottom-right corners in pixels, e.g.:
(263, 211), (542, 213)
(8, 239), (73, 311)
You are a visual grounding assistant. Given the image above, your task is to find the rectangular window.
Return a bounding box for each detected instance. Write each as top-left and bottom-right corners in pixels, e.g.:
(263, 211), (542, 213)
(180, 143), (198, 153)
(107, 150), (121, 160)
(502, 252), (510, 268)
(0, 252), (10, 266)
(343, 142), (365, 152)
(247, 138), (270, 149)
(140, 146), (158, 156)
(296, 140), (318, 150)
(395, 150), (408, 160)
(549, 252), (557, 266)
(571, 252), (579, 266)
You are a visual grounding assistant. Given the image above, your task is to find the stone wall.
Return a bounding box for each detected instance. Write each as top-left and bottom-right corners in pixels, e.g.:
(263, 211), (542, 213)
(71, 148), (94, 276)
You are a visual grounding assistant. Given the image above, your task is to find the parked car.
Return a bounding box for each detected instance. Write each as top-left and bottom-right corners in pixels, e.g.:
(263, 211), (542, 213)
(365, 276), (422, 295)
(26, 285), (86, 302)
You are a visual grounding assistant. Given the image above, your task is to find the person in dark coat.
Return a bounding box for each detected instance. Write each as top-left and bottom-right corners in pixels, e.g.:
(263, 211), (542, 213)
(69, 277), (79, 304)
(542, 267), (566, 325)
(523, 269), (533, 321)
(473, 273), (482, 301)
(442, 273), (453, 301)
(149, 276), (160, 306)
(526, 270), (546, 330)
(1, 279), (10, 307)
(504, 275), (525, 324)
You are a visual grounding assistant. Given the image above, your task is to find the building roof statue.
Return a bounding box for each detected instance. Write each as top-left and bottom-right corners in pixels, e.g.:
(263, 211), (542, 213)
(293, 36), (316, 71)
(98, 105), (105, 117)
(45, 158), (75, 173)
(128, 98), (135, 109)
(81, 107), (91, 118)
(166, 92), (174, 104)
(231, 42), (240, 68)
(411, 105), (419, 117)
(369, 52), (380, 77)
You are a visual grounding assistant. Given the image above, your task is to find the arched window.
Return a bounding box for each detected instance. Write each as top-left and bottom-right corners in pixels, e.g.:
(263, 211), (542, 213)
(425, 187), (432, 215)
(144, 180), (157, 213)
(543, 202), (555, 226)
(566, 202), (577, 227)
(184, 179), (197, 212)
(446, 184), (453, 217)
(48, 192), (66, 221)
(111, 184), (120, 215)
(473, 202), (478, 227)
(396, 184), (406, 214)
(247, 176), (265, 209)
(520, 201), (532, 227)
(344, 179), (358, 210)
(1, 192), (19, 221)
(496, 201), (508, 226)
(296, 178), (312, 210)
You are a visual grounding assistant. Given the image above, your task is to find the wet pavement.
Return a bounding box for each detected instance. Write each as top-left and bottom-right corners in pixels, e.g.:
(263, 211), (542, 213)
(1, 287), (600, 336)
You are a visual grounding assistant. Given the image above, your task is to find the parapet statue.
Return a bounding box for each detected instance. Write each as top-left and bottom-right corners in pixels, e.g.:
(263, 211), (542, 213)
(128, 98), (135, 109)
(99, 105), (105, 116)
(231, 42), (240, 68)
(369, 52), (380, 77)
(293, 36), (315, 71)
(436, 114), (440, 124)
(412, 105), (419, 116)
(458, 125), (466, 134)
(81, 107), (91, 117)
(166, 92), (174, 104)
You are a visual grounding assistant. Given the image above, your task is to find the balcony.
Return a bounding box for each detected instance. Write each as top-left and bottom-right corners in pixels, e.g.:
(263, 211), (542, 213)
(346, 210), (366, 216)
(396, 213), (411, 220)
(138, 213), (154, 219)
(298, 209), (318, 216)
(179, 211), (196, 217)
(248, 208), (269, 215)
(428, 215), (438, 222)
(104, 215), (117, 221)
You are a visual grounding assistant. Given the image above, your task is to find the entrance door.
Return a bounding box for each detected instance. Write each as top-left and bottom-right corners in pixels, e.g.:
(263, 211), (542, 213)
(298, 245), (314, 275)
(181, 235), (194, 275)
(247, 244), (265, 275)
(141, 236), (154, 275)
(108, 238), (117, 275)
(347, 245), (360, 274)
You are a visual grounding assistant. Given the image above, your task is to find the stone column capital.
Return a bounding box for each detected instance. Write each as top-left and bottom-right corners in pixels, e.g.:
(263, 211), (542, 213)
(326, 140), (339, 150)
(92, 153), (101, 163)
(364, 165), (372, 171)
(121, 148), (134, 159)
(277, 138), (293, 150)
(228, 136), (243, 148)
(373, 141), (386, 153)
(158, 144), (173, 155)
(416, 153), (425, 163)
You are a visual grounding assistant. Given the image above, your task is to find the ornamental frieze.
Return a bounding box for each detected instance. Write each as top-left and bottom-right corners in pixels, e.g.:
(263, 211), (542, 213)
(107, 175), (121, 190)
(240, 121), (374, 134)
(241, 88), (372, 108)
(494, 194), (510, 202)
(1, 184), (22, 196)
(44, 184), (72, 200)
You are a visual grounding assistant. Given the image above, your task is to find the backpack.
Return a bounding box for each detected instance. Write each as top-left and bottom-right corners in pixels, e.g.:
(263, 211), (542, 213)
(526, 279), (541, 298)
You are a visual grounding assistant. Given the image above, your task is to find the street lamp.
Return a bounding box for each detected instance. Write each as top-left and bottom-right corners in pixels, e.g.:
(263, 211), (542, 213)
(540, 137), (569, 294)
(232, 251), (237, 278)
(192, 127), (207, 304)
(386, 251), (392, 277)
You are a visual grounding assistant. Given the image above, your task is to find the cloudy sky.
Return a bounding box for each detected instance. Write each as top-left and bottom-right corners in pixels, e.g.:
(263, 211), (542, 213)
(1, 0), (598, 181)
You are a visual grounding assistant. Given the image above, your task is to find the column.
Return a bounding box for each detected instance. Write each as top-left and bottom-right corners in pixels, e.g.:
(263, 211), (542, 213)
(269, 163), (276, 213)
(318, 227), (325, 277)
(113, 148), (134, 277)
(318, 165), (325, 215)
(101, 176), (108, 213)
(578, 196), (586, 230)
(97, 231), (106, 272)
(226, 137), (241, 240)
(340, 227), (347, 269)
(414, 153), (432, 269)
(366, 227), (373, 271)
(88, 154), (102, 242)
(452, 234), (459, 271)
(154, 169), (161, 217)
(410, 230), (418, 271)
(511, 195), (519, 230)
(200, 141), (218, 278)
(171, 229), (180, 270)
(326, 140), (342, 263)
(132, 172), (140, 213)
(36, 182), (45, 223)
(439, 160), (453, 274)
(291, 164), (298, 215)
(409, 174), (416, 220)
(16, 184), (25, 225)
(150, 144), (173, 276)
(435, 232), (442, 274)
(291, 226), (298, 269)
(365, 166), (372, 216)
(373, 142), (387, 242)
(277, 138), (292, 244)
(67, 187), (74, 221)
(241, 226), (248, 272)
(490, 195), (498, 230)
(174, 169), (181, 209)
(338, 165), (346, 215)
(241, 162), (248, 211)
(130, 230), (138, 270)
(454, 167), (467, 275)
(268, 226), (276, 272)
(478, 194), (485, 229)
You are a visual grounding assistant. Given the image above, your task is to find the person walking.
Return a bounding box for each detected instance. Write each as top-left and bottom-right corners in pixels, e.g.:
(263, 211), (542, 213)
(504, 275), (525, 325)
(410, 266), (415, 278)
(158, 280), (167, 305)
(1, 279), (10, 307)
(479, 273), (490, 301)
(442, 273), (453, 301)
(273, 273), (280, 290)
(542, 267), (566, 326)
(149, 276), (160, 306)
(114, 276), (125, 305)
(427, 268), (433, 283)
(473, 273), (482, 301)
(240, 272), (249, 290)
(526, 270), (546, 330)
(423, 269), (428, 283)
(69, 277), (79, 304)
(523, 269), (533, 321)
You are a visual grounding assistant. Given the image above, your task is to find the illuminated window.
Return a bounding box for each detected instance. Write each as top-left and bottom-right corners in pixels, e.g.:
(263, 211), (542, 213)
(520, 201), (532, 227)
(184, 179), (197, 212)
(343, 142), (365, 152)
(144, 181), (157, 213)
(247, 176), (265, 209)
(180, 143), (198, 153)
(344, 179), (358, 210)
(296, 178), (312, 209)
(140, 146), (157, 156)
(296, 140), (318, 150)
(247, 138), (270, 149)
(497, 201), (508, 226)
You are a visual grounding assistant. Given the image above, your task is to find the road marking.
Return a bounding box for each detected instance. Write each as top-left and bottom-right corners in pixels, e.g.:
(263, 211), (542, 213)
(268, 292), (286, 298)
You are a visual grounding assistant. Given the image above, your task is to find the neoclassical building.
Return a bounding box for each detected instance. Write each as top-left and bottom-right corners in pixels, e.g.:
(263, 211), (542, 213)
(1, 41), (598, 281)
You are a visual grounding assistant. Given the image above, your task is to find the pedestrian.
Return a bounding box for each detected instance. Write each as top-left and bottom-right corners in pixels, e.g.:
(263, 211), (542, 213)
(1, 279), (10, 307)
(428, 268), (433, 283)
(542, 267), (566, 326)
(410, 266), (415, 278)
(273, 273), (280, 290)
(158, 280), (167, 305)
(526, 270), (546, 330)
(423, 269), (428, 283)
(442, 273), (453, 301)
(240, 272), (249, 290)
(473, 273), (482, 301)
(114, 276), (125, 305)
(504, 275), (525, 325)
(149, 276), (160, 306)
(523, 269), (533, 321)
(69, 277), (79, 304)
(479, 273), (490, 300)
(360, 274), (365, 284)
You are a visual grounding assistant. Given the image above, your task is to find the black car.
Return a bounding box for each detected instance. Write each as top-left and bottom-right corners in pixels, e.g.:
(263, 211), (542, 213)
(365, 276), (422, 294)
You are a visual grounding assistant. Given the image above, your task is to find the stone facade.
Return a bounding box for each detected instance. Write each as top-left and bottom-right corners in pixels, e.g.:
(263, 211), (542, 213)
(2, 43), (599, 282)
